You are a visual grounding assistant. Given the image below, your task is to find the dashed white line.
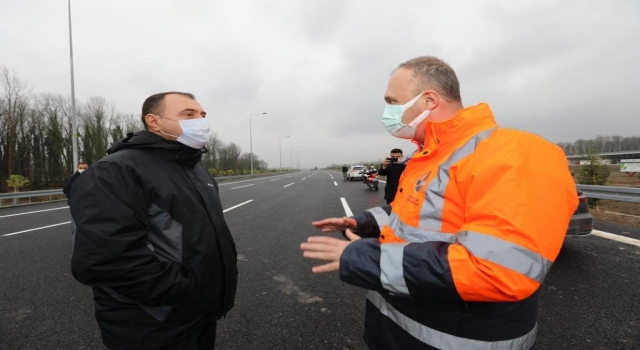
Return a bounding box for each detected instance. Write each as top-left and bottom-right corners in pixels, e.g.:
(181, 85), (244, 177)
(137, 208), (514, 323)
(3, 221), (71, 237)
(591, 230), (640, 248)
(379, 180), (387, 183)
(334, 181), (338, 186)
(283, 183), (295, 188)
(231, 184), (254, 190)
(270, 178), (281, 181)
(340, 198), (354, 217)
(302, 178), (306, 181)
(223, 200), (254, 213)
(0, 206), (68, 219)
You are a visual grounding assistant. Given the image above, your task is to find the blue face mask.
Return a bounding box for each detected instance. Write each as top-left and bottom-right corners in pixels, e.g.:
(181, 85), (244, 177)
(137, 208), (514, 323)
(382, 93), (431, 139)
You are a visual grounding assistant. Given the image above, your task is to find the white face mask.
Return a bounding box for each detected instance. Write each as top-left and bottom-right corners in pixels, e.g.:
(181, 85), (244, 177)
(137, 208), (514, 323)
(158, 117), (212, 149)
(78, 169), (86, 173)
(381, 93), (431, 139)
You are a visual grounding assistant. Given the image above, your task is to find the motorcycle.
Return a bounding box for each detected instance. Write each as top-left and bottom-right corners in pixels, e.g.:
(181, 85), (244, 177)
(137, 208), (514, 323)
(360, 169), (379, 191)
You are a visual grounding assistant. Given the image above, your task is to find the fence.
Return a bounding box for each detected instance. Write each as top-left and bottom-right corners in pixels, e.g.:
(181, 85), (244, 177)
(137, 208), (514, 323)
(0, 171), (299, 207)
(576, 184), (640, 204)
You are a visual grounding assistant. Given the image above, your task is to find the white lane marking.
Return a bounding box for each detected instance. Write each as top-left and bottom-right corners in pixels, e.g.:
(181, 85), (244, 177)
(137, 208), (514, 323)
(218, 174), (289, 186)
(284, 183), (294, 188)
(334, 181), (338, 186)
(231, 184), (254, 190)
(591, 230), (640, 248)
(270, 178), (281, 181)
(302, 178), (306, 181)
(223, 200), (254, 213)
(340, 198), (354, 217)
(3, 221), (71, 237)
(0, 206), (69, 219)
(379, 180), (387, 183)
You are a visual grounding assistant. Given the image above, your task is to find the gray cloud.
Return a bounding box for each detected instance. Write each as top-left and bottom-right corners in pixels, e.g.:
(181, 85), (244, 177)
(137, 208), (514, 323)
(0, 0), (638, 167)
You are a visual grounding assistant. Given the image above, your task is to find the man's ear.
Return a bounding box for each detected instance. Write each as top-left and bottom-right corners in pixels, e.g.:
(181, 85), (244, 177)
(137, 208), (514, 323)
(145, 114), (161, 131)
(423, 91), (439, 110)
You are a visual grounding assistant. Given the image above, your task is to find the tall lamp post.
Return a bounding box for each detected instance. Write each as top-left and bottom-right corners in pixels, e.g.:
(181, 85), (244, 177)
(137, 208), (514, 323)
(279, 136), (289, 173)
(249, 112), (266, 175)
(68, 0), (78, 171)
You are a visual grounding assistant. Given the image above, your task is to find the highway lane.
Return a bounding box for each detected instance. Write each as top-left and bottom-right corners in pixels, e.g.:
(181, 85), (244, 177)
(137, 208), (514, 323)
(0, 170), (639, 349)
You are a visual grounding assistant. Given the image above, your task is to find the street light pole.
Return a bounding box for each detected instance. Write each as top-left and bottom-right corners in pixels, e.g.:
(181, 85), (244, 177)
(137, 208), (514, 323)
(68, 0), (78, 171)
(279, 136), (289, 173)
(249, 112), (266, 175)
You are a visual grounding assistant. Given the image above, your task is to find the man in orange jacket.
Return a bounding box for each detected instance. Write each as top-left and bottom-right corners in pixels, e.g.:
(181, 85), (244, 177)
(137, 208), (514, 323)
(301, 56), (577, 350)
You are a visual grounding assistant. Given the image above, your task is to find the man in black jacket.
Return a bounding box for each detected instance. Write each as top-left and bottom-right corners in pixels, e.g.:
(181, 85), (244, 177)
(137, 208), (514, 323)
(62, 162), (88, 202)
(70, 92), (237, 350)
(377, 148), (406, 205)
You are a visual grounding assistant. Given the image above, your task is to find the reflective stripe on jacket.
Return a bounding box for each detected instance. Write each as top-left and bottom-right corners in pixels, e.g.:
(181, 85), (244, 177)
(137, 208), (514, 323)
(339, 103), (577, 350)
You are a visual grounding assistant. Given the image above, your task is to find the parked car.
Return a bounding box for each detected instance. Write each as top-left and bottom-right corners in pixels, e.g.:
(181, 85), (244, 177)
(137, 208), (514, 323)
(347, 165), (367, 181)
(567, 189), (593, 236)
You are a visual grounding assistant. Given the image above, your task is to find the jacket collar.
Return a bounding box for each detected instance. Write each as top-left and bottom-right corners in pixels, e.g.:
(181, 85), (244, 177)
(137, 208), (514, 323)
(415, 103), (498, 156)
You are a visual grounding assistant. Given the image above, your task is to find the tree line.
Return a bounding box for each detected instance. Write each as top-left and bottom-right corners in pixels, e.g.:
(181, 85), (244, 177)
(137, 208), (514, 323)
(556, 136), (640, 155)
(0, 65), (270, 192)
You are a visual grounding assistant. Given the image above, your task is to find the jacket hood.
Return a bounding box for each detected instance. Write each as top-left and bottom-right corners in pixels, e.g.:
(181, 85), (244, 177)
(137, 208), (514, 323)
(108, 130), (205, 167)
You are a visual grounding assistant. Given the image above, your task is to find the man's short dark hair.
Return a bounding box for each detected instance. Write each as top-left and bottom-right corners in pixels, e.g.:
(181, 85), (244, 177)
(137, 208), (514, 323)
(390, 148), (403, 155)
(141, 92), (195, 129)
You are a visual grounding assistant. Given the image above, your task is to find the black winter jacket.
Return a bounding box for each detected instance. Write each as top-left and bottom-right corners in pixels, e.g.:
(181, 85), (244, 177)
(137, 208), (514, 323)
(377, 162), (406, 203)
(70, 131), (237, 349)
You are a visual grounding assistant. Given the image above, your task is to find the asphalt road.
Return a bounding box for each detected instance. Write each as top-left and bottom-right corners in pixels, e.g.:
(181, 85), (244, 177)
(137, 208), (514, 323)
(0, 170), (639, 350)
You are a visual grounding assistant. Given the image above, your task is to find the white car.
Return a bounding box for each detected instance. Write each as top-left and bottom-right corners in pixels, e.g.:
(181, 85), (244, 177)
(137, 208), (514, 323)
(347, 165), (368, 181)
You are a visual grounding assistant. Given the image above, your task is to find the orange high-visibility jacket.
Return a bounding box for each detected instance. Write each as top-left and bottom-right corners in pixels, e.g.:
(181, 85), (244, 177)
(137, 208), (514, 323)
(339, 103), (577, 350)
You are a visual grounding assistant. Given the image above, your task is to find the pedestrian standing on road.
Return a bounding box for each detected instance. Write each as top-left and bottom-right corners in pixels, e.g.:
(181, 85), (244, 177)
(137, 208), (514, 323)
(377, 149), (406, 205)
(342, 164), (348, 180)
(69, 92), (238, 350)
(301, 56), (578, 350)
(62, 162), (89, 203)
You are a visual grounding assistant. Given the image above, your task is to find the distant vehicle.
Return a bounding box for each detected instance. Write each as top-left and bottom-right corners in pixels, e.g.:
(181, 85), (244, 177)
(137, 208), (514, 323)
(314, 166), (318, 170)
(347, 165), (367, 181)
(567, 189), (593, 236)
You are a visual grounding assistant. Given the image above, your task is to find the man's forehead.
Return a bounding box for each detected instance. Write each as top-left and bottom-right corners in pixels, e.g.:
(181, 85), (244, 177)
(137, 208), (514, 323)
(165, 94), (203, 110)
(385, 69), (413, 101)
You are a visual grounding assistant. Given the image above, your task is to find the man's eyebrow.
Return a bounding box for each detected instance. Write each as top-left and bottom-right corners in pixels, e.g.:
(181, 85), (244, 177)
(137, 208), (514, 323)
(180, 108), (207, 116)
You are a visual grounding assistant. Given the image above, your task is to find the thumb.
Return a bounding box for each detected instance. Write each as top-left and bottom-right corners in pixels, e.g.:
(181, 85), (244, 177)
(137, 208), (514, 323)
(345, 229), (361, 241)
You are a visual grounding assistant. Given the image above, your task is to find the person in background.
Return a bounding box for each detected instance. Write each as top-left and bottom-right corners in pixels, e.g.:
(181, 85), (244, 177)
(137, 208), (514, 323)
(378, 148), (406, 205)
(63, 162), (89, 202)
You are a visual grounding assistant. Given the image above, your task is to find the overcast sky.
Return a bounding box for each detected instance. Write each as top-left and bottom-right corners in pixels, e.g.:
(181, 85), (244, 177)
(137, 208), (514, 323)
(1, 0), (638, 168)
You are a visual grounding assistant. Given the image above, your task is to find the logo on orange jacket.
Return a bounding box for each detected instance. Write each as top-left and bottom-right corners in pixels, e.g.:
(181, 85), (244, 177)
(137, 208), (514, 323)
(414, 171), (432, 193)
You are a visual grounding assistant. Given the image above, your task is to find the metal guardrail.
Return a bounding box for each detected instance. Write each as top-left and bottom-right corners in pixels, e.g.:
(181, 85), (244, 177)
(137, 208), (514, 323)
(577, 185), (640, 203)
(0, 189), (65, 207)
(0, 171), (300, 207)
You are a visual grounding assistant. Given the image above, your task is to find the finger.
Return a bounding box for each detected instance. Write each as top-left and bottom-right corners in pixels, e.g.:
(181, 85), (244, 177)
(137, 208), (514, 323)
(343, 217), (357, 228)
(345, 229), (361, 241)
(307, 236), (342, 244)
(311, 218), (342, 227)
(302, 250), (339, 261)
(300, 241), (337, 252)
(312, 261), (339, 273)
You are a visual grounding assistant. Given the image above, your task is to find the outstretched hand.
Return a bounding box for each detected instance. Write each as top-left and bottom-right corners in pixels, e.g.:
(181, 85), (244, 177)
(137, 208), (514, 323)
(301, 229), (361, 273)
(311, 216), (357, 233)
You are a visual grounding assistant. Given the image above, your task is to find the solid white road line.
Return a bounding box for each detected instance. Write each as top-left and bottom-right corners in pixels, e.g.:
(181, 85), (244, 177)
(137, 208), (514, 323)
(334, 181), (338, 186)
(0, 206), (68, 219)
(231, 184), (254, 190)
(591, 230), (640, 248)
(223, 200), (254, 213)
(283, 183), (294, 188)
(270, 178), (281, 181)
(340, 197), (354, 217)
(218, 174), (289, 186)
(3, 221), (71, 237)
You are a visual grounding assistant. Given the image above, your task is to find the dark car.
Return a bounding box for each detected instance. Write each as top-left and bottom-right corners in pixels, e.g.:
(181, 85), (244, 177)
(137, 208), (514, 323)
(566, 189), (593, 236)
